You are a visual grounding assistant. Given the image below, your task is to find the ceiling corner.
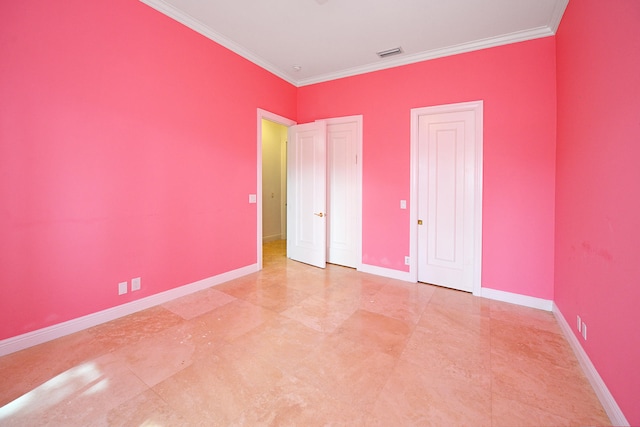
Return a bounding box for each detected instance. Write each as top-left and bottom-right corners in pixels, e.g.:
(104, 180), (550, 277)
(549, 0), (570, 33)
(139, 0), (299, 86)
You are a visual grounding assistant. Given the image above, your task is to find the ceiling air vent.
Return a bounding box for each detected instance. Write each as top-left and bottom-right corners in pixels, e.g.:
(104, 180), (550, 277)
(376, 47), (403, 58)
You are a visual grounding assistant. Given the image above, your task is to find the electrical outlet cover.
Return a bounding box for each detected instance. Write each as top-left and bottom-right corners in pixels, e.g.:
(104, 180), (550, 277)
(118, 281), (128, 295)
(132, 277), (141, 291)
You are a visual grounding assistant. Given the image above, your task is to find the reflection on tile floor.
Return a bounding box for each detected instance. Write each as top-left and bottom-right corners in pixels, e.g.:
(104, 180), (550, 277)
(0, 240), (610, 426)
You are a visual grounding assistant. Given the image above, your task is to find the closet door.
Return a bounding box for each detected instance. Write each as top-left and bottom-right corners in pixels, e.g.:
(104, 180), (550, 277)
(287, 121), (327, 268)
(413, 102), (483, 293)
(287, 116), (362, 270)
(327, 120), (359, 268)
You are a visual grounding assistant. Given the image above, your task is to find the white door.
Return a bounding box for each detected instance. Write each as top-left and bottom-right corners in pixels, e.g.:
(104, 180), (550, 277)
(413, 102), (483, 293)
(287, 121), (327, 268)
(326, 120), (359, 268)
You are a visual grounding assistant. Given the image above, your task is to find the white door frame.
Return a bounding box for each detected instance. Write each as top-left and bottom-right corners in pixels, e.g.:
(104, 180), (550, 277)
(409, 100), (483, 295)
(257, 108), (296, 270)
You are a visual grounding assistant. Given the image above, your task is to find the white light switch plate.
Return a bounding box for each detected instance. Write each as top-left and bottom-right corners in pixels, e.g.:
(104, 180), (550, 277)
(249, 194), (257, 203)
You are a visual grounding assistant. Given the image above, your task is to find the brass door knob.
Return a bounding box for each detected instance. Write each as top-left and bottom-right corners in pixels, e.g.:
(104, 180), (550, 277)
(314, 212), (324, 218)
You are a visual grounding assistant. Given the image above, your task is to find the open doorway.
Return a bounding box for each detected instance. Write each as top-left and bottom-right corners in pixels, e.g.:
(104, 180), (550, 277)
(261, 118), (288, 243)
(256, 109), (363, 272)
(256, 109), (296, 270)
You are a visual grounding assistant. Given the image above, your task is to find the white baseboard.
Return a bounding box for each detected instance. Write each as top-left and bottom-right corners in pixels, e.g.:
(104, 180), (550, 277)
(356, 268), (554, 313)
(262, 234), (283, 243)
(480, 287), (554, 311)
(0, 264), (258, 357)
(553, 303), (629, 426)
(359, 263), (412, 282)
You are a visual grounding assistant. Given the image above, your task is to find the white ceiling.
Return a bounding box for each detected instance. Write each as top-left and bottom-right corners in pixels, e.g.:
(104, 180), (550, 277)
(140, 0), (568, 87)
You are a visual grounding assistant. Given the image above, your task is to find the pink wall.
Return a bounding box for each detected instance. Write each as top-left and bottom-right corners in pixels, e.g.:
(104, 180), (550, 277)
(555, 1), (640, 424)
(0, 0), (296, 340)
(3, 0), (636, 420)
(298, 38), (557, 299)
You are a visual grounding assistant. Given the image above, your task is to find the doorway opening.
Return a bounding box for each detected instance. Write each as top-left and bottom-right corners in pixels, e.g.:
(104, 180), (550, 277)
(257, 109), (363, 272)
(261, 118), (288, 245)
(257, 109), (296, 270)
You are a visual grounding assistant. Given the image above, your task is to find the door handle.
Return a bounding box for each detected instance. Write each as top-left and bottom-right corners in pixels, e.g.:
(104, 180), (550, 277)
(418, 219), (423, 225)
(314, 212), (324, 218)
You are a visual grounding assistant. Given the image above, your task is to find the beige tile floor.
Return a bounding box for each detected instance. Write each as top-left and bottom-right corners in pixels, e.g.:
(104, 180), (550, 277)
(0, 240), (610, 426)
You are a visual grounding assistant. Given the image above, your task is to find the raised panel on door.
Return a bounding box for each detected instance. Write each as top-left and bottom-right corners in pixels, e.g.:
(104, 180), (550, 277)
(327, 121), (358, 268)
(417, 110), (476, 292)
(286, 122), (327, 268)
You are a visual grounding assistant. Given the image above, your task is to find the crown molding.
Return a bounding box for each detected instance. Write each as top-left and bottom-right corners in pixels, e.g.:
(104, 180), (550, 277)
(296, 26), (555, 86)
(140, 0), (562, 88)
(139, 0), (298, 86)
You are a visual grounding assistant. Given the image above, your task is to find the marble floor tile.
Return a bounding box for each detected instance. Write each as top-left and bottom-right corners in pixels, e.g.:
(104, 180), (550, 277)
(189, 298), (277, 343)
(1, 352), (148, 426)
(85, 305), (185, 352)
(291, 333), (397, 411)
(401, 323), (491, 386)
(106, 389), (188, 426)
(317, 273), (387, 304)
(490, 317), (579, 371)
(0, 330), (108, 406)
(233, 281), (313, 313)
(162, 286), (236, 320)
(152, 342), (286, 426)
(428, 284), (492, 317)
(418, 300), (492, 340)
(215, 273), (276, 300)
(231, 374), (368, 427)
(368, 358), (493, 427)
(491, 348), (610, 425)
(0, 240), (612, 426)
(489, 298), (561, 334)
(113, 323), (198, 388)
(226, 315), (325, 374)
(361, 280), (434, 326)
(280, 292), (360, 333)
(491, 393), (575, 427)
(333, 309), (413, 357)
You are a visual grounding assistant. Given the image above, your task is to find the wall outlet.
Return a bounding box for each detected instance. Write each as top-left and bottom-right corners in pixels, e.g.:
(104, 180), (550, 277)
(400, 200), (407, 209)
(582, 322), (587, 340)
(118, 281), (128, 295)
(404, 256), (410, 265)
(131, 277), (141, 291)
(577, 315), (581, 332)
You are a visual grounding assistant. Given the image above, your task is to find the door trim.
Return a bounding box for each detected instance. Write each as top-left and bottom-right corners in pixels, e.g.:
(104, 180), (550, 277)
(257, 109), (296, 270)
(409, 100), (483, 295)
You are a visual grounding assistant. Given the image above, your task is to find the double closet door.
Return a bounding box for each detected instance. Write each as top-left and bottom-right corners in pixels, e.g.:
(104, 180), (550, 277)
(287, 117), (361, 269)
